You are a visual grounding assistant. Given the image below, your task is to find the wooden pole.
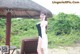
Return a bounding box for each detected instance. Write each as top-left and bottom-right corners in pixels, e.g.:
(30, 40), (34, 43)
(6, 12), (11, 54)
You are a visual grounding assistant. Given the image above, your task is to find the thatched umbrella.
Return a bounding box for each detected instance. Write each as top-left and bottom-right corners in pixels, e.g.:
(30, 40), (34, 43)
(0, 0), (52, 18)
(0, 0), (52, 54)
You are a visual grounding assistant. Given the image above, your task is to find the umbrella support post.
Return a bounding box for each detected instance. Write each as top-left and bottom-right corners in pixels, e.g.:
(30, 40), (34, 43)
(5, 12), (11, 54)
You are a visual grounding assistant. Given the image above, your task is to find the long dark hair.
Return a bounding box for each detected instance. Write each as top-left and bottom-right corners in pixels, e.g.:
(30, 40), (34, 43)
(40, 11), (47, 21)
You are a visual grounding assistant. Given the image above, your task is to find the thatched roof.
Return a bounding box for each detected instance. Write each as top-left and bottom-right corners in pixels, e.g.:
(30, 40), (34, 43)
(0, 0), (52, 18)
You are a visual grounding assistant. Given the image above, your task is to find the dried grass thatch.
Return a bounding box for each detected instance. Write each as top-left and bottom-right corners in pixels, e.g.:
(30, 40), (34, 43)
(0, 0), (52, 18)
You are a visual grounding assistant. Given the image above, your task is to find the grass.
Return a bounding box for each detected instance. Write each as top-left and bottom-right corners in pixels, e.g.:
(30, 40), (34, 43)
(9, 29), (80, 49)
(48, 33), (80, 48)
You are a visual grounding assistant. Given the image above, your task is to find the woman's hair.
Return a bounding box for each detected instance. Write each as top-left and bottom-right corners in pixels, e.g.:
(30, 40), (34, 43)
(40, 11), (48, 33)
(40, 11), (47, 21)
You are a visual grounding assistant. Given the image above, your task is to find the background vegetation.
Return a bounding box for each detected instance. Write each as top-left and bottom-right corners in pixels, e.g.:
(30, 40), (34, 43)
(0, 12), (80, 48)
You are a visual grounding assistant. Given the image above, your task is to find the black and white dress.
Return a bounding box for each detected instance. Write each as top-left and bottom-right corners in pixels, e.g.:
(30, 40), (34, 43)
(36, 21), (48, 54)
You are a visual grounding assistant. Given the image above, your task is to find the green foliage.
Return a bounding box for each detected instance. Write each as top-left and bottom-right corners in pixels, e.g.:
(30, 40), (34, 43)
(48, 33), (80, 48)
(48, 12), (80, 48)
(48, 12), (80, 35)
(0, 18), (5, 45)
(0, 13), (80, 48)
(11, 18), (38, 35)
(0, 18), (5, 27)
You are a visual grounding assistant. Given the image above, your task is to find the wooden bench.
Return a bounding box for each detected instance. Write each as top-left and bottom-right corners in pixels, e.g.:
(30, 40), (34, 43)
(21, 37), (38, 54)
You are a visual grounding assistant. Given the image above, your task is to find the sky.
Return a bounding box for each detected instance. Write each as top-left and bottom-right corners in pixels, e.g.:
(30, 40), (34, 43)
(32, 0), (80, 15)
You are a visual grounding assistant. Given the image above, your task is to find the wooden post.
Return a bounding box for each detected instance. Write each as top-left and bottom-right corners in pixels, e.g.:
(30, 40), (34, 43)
(6, 12), (11, 54)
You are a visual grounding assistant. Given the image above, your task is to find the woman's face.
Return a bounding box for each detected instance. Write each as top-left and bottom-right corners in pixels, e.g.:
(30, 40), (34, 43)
(40, 13), (46, 21)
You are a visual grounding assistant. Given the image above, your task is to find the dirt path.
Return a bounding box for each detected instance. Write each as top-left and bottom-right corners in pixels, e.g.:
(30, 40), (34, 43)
(0, 44), (80, 54)
(49, 43), (80, 54)
(48, 46), (80, 54)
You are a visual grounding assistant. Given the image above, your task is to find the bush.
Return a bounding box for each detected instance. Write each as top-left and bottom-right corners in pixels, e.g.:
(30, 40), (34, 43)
(48, 12), (80, 35)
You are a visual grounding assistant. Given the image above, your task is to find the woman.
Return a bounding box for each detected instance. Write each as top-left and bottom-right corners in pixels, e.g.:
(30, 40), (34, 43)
(36, 11), (48, 54)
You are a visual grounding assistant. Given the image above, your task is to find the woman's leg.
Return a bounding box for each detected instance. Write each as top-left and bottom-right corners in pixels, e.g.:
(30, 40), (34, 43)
(42, 48), (48, 54)
(41, 35), (48, 54)
(37, 36), (42, 54)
